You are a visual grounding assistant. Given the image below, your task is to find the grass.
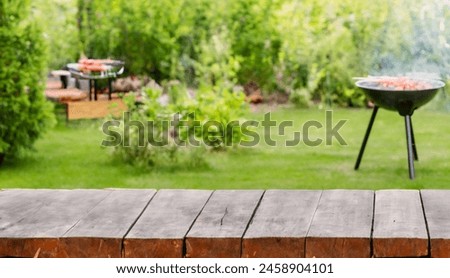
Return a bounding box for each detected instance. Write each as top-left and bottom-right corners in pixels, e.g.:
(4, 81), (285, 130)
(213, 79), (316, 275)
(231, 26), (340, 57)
(1, 105), (449, 190)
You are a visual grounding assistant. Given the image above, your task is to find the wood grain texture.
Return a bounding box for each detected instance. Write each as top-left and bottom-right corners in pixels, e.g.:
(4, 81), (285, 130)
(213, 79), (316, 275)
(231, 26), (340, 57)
(1, 189), (446, 258)
(0, 190), (110, 257)
(186, 190), (264, 258)
(124, 189), (212, 258)
(59, 189), (156, 257)
(373, 190), (428, 257)
(242, 190), (321, 258)
(421, 190), (450, 258)
(306, 190), (373, 258)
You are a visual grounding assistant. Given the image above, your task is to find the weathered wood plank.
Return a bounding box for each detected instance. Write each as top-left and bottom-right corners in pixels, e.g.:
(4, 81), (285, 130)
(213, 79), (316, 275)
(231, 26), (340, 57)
(0, 190), (65, 258)
(0, 190), (51, 229)
(185, 190), (264, 258)
(0, 190), (110, 258)
(242, 190), (321, 258)
(421, 190), (450, 258)
(306, 190), (373, 258)
(124, 189), (212, 258)
(373, 190), (428, 257)
(59, 189), (156, 258)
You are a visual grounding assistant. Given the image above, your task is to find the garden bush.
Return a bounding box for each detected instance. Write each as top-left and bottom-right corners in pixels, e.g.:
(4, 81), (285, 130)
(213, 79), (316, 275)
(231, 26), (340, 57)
(104, 83), (249, 168)
(0, 0), (55, 164)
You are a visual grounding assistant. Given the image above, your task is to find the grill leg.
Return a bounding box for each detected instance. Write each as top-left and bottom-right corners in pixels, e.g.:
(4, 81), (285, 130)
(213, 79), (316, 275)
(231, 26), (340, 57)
(88, 80), (92, 101)
(355, 106), (379, 170)
(94, 80), (98, 101)
(108, 78), (112, 100)
(410, 121), (418, 161)
(405, 115), (415, 179)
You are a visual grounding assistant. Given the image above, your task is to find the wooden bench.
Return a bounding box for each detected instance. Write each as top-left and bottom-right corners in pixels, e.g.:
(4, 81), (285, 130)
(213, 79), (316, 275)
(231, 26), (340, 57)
(50, 70), (71, 89)
(45, 88), (87, 103)
(1, 189), (449, 258)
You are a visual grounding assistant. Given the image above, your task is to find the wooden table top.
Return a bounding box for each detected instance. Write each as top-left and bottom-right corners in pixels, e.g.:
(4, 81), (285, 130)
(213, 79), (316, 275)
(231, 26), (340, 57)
(1, 189), (449, 258)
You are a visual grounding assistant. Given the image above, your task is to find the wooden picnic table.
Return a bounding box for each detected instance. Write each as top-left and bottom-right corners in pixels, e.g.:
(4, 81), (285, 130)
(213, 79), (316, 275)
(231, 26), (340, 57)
(1, 189), (449, 258)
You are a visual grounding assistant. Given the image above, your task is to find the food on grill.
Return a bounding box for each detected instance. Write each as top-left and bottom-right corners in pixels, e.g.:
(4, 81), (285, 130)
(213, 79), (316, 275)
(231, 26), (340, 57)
(77, 59), (108, 72)
(67, 59), (124, 76)
(365, 77), (433, 91)
(355, 76), (445, 115)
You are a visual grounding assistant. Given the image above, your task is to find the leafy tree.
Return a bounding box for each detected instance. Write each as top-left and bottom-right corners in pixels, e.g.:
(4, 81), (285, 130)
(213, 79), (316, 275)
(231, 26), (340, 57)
(228, 0), (282, 91)
(33, 0), (449, 108)
(0, 0), (55, 164)
(31, 0), (80, 69)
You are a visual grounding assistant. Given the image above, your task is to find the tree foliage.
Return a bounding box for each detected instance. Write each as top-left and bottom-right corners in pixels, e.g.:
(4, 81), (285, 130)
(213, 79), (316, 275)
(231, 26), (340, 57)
(34, 0), (450, 107)
(30, 0), (80, 69)
(0, 0), (55, 160)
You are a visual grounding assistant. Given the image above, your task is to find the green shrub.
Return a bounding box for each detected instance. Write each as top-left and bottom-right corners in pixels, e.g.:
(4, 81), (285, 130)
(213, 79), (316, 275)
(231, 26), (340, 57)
(228, 0), (282, 91)
(105, 84), (248, 168)
(173, 85), (249, 150)
(289, 88), (311, 108)
(0, 0), (55, 163)
(194, 26), (241, 90)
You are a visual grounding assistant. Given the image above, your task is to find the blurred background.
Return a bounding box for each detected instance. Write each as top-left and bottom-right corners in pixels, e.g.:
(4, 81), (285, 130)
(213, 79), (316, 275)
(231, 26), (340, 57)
(30, 0), (450, 109)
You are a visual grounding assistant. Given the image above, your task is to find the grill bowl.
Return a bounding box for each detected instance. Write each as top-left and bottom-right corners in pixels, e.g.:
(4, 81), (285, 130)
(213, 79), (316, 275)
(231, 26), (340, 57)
(356, 79), (445, 115)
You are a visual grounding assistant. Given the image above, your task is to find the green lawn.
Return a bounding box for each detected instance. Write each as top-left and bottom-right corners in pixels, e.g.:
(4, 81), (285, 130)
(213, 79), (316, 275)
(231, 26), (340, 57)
(1, 106), (449, 189)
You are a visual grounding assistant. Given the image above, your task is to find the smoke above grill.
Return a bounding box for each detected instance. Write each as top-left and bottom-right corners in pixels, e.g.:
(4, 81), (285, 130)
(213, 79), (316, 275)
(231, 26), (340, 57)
(369, 1), (449, 80)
